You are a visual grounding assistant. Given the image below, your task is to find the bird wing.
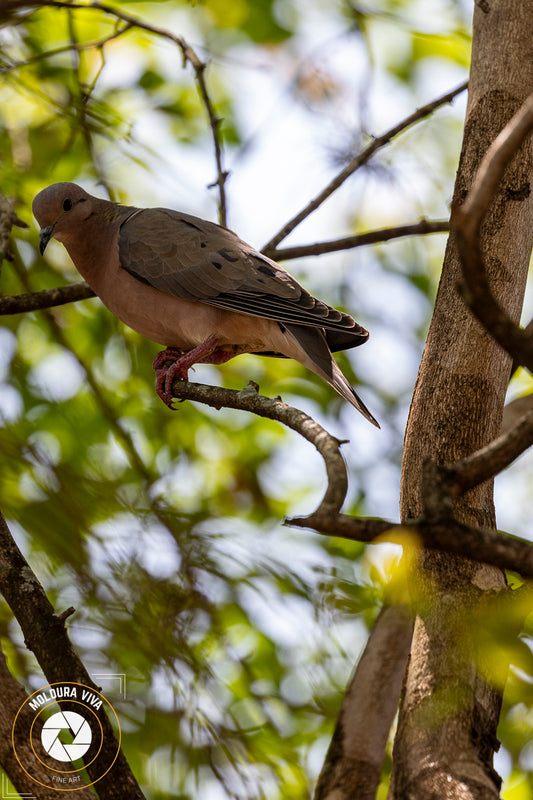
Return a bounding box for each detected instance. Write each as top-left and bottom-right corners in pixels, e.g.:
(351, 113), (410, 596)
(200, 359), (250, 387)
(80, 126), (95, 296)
(118, 208), (368, 344)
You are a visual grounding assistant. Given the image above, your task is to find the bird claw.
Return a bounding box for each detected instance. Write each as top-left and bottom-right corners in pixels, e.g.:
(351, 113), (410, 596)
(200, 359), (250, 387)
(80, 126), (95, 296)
(152, 347), (183, 372)
(153, 337), (218, 408)
(153, 348), (189, 408)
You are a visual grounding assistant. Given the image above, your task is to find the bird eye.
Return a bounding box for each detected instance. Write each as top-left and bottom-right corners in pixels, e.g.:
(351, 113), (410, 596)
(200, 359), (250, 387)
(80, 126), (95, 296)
(63, 198), (73, 212)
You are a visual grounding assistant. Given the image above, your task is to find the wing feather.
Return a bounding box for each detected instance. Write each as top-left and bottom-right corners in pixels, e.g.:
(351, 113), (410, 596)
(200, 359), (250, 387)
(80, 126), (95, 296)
(118, 208), (368, 345)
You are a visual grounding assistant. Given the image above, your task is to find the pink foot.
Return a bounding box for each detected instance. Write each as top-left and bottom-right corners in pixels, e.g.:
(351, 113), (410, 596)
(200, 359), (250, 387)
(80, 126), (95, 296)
(153, 337), (218, 408)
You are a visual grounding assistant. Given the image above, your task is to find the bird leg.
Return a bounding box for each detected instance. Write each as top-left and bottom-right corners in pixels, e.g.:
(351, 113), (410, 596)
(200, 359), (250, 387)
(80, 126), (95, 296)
(153, 336), (219, 408)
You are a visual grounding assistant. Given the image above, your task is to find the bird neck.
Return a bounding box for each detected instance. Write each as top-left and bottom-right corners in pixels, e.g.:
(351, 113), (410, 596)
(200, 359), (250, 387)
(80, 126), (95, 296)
(62, 200), (136, 282)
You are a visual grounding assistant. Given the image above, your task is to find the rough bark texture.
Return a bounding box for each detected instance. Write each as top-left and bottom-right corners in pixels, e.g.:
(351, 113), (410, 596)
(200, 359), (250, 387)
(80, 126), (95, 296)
(0, 509), (147, 800)
(395, 1), (533, 798)
(0, 647), (97, 798)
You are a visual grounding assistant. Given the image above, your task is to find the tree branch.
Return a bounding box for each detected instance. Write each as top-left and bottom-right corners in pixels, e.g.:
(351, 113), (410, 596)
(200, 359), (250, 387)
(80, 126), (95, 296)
(0, 219), (450, 316)
(264, 81), (467, 252)
(164, 379), (533, 579)
(0, 643), (96, 798)
(455, 92), (533, 371)
(168, 379), (348, 515)
(314, 603), (413, 800)
(437, 405), (533, 496)
(0, 190), (28, 274)
(266, 219), (450, 261)
(0, 282), (95, 314)
(0, 507), (146, 799)
(288, 511), (533, 579)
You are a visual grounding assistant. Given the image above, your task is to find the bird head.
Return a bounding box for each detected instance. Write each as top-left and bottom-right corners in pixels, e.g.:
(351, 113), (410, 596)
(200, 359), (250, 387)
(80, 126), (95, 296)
(33, 182), (95, 254)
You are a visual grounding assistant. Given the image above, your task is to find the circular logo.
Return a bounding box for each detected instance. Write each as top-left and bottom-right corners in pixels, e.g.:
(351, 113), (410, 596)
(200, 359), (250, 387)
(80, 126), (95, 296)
(41, 711), (92, 762)
(12, 682), (121, 792)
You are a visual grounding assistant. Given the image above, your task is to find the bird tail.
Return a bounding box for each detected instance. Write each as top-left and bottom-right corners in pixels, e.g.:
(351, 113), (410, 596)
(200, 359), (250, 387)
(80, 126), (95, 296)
(283, 324), (380, 428)
(329, 360), (380, 428)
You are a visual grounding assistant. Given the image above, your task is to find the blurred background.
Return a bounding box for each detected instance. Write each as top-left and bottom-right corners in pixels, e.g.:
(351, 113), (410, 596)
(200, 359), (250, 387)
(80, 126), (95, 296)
(1, 1), (533, 797)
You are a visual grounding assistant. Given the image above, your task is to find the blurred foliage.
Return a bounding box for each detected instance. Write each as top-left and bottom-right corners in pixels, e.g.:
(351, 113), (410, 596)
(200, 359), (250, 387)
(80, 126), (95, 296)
(2, 1), (531, 799)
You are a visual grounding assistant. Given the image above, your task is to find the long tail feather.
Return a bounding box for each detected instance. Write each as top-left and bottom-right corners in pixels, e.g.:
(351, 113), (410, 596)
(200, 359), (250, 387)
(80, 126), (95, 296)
(330, 362), (380, 427)
(282, 323), (380, 427)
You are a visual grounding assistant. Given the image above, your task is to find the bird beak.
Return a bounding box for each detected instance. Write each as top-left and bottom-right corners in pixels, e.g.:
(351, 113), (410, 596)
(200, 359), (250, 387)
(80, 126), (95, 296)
(39, 225), (54, 255)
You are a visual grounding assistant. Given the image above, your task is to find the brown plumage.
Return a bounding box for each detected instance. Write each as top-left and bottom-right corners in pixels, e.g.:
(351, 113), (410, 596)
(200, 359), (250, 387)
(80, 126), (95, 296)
(32, 182), (379, 426)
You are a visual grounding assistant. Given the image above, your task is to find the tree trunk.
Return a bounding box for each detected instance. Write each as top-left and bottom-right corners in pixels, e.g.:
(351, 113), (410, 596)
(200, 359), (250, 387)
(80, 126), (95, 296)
(394, 1), (533, 797)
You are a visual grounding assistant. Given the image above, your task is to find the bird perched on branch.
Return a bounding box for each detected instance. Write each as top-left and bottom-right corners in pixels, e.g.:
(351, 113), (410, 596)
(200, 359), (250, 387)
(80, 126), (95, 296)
(33, 182), (379, 427)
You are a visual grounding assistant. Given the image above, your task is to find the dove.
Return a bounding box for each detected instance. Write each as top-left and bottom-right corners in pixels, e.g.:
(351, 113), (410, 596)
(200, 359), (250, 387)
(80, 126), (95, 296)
(33, 182), (379, 426)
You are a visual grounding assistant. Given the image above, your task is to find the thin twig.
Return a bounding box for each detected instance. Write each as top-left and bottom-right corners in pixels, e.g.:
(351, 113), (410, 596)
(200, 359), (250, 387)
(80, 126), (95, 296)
(264, 81), (468, 251)
(0, 220), (449, 316)
(0, 219), (449, 314)
(2, 0), (229, 220)
(266, 219), (450, 261)
(36, 0), (228, 223)
(0, 25), (131, 73)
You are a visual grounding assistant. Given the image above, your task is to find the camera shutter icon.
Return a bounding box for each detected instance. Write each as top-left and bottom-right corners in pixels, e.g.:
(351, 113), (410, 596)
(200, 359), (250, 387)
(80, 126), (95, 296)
(41, 711), (92, 762)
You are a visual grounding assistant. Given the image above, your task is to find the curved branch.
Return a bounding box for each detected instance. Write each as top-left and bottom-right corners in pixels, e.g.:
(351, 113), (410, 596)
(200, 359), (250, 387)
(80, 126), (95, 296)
(0, 282), (95, 314)
(264, 81), (467, 252)
(266, 219), (450, 261)
(455, 92), (533, 371)
(169, 379), (348, 515)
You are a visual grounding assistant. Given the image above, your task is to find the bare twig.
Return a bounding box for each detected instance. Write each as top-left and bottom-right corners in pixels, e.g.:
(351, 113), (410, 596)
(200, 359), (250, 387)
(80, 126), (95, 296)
(266, 219), (450, 261)
(0, 282), (95, 314)
(315, 604), (413, 800)
(0, 24), (131, 73)
(168, 379), (348, 515)
(264, 81), (468, 251)
(455, 92), (533, 371)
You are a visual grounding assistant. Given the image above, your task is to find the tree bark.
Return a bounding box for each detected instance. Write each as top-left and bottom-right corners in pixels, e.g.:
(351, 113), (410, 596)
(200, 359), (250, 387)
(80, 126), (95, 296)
(394, 1), (533, 798)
